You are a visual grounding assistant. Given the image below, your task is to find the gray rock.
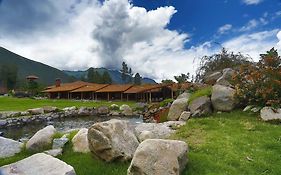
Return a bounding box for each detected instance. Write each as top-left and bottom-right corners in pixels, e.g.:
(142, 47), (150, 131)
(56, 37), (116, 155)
(63, 106), (77, 111)
(26, 125), (56, 151)
(0, 137), (23, 158)
(176, 92), (190, 100)
(188, 96), (212, 117)
(204, 72), (222, 84)
(127, 139), (188, 175)
(120, 105), (133, 116)
(0, 120), (7, 127)
(167, 96), (189, 121)
(110, 104), (119, 110)
(44, 148), (63, 157)
(135, 121), (185, 141)
(28, 108), (44, 115)
(260, 107), (281, 121)
(72, 128), (90, 153)
(243, 105), (254, 112)
(138, 131), (154, 142)
(251, 107), (261, 113)
(88, 119), (139, 162)
(43, 106), (59, 113)
(97, 106), (109, 115)
(20, 111), (30, 116)
(53, 137), (69, 149)
(0, 153), (76, 175)
(179, 111), (191, 121)
(211, 85), (236, 112)
(78, 107), (91, 116)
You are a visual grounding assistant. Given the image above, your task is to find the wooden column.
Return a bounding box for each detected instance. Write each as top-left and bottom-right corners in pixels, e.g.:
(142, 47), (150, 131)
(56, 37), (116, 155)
(127, 94), (129, 101)
(81, 92), (83, 100)
(107, 92), (110, 101)
(149, 91), (152, 103)
(171, 90), (174, 99)
(95, 93), (97, 100)
(121, 93), (123, 101)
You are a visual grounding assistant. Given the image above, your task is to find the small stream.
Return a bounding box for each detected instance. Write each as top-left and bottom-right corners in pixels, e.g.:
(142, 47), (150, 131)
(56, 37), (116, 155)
(0, 115), (143, 141)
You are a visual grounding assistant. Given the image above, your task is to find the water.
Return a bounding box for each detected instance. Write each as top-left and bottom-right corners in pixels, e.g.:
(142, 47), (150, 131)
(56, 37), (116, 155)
(0, 115), (143, 140)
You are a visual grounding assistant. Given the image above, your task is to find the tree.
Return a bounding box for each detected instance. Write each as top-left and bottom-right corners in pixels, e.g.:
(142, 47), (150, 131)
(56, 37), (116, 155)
(233, 48), (281, 107)
(0, 64), (18, 90)
(174, 73), (190, 94)
(101, 71), (112, 84)
(174, 73), (189, 84)
(87, 68), (95, 82)
(121, 61), (129, 84)
(134, 73), (142, 85)
(128, 68), (133, 83)
(161, 79), (174, 84)
(195, 48), (251, 83)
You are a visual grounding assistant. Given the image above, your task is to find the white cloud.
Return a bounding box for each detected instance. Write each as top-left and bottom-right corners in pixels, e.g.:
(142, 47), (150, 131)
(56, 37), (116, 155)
(223, 29), (280, 61)
(239, 19), (259, 31)
(218, 24), (232, 34)
(242, 0), (263, 5)
(0, 0), (280, 82)
(277, 31), (281, 51)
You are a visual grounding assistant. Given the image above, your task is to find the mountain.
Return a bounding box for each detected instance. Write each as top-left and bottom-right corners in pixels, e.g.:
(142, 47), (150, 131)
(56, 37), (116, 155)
(63, 68), (156, 84)
(0, 47), (75, 85)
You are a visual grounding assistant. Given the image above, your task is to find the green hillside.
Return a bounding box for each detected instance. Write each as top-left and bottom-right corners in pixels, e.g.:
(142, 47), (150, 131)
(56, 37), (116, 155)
(0, 47), (75, 85)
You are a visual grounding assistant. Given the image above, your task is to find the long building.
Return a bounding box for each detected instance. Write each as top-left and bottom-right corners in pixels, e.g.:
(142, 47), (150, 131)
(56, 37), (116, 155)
(43, 80), (192, 102)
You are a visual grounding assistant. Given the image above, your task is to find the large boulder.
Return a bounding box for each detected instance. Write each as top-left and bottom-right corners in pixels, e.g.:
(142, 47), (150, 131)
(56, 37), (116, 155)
(53, 137), (69, 149)
(135, 121), (185, 141)
(204, 72), (222, 85)
(188, 96), (212, 117)
(211, 85), (236, 112)
(88, 119), (139, 162)
(127, 139), (188, 175)
(216, 68), (235, 87)
(26, 125), (56, 151)
(72, 128), (90, 153)
(0, 153), (76, 175)
(179, 111), (191, 121)
(167, 94), (189, 121)
(260, 107), (281, 121)
(0, 137), (23, 158)
(28, 108), (44, 115)
(176, 92), (190, 99)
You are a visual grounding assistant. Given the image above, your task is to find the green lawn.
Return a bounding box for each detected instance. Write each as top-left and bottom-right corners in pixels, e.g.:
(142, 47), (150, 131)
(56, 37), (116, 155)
(1, 111), (281, 175)
(0, 97), (137, 112)
(171, 111), (281, 175)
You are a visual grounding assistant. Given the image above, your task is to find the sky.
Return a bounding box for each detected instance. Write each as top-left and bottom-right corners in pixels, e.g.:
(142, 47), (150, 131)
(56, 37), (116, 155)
(0, 0), (281, 82)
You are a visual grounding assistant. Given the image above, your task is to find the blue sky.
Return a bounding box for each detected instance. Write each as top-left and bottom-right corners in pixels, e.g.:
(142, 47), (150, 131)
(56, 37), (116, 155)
(0, 0), (281, 81)
(133, 0), (281, 47)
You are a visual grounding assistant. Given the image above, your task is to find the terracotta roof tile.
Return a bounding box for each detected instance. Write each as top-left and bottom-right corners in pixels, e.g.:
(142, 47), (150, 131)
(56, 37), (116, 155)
(43, 81), (93, 93)
(96, 84), (133, 93)
(71, 84), (109, 92)
(124, 84), (164, 94)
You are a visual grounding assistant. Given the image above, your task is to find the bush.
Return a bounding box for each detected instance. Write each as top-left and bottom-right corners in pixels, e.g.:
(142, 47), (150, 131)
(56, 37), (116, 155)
(195, 48), (251, 82)
(159, 98), (174, 107)
(188, 86), (212, 104)
(233, 48), (281, 108)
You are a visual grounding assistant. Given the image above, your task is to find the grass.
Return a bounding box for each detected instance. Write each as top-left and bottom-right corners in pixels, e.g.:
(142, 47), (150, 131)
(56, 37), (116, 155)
(159, 98), (174, 107)
(1, 110), (281, 174)
(0, 96), (137, 112)
(188, 86), (212, 104)
(171, 111), (281, 175)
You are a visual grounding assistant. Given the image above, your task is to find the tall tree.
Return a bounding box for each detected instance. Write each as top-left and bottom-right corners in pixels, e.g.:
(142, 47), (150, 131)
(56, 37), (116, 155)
(121, 61), (129, 84)
(0, 64), (18, 90)
(128, 68), (133, 83)
(174, 73), (190, 93)
(134, 73), (142, 85)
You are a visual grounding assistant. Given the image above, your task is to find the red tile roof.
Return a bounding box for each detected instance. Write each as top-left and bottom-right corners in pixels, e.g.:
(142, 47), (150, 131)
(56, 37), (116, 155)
(96, 84), (133, 93)
(43, 81), (93, 93)
(71, 84), (109, 92)
(124, 84), (164, 94)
